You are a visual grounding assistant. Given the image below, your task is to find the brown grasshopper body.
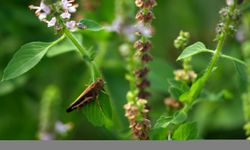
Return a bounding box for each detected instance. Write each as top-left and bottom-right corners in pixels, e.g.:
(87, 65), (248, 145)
(66, 78), (104, 113)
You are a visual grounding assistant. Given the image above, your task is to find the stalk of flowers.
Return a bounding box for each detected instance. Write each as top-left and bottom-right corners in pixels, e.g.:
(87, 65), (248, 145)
(123, 0), (156, 140)
(134, 0), (156, 100)
(173, 31), (197, 85)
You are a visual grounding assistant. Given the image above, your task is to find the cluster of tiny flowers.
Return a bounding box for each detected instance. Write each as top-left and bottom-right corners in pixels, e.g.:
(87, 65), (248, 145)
(174, 31), (190, 49)
(124, 99), (151, 140)
(174, 69), (197, 83)
(29, 0), (79, 31)
(135, 0), (157, 24)
(216, 3), (241, 38)
(164, 97), (183, 109)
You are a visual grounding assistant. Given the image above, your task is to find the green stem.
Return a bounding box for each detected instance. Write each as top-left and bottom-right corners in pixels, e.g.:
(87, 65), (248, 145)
(63, 28), (96, 81)
(64, 28), (90, 59)
(51, 34), (66, 46)
(127, 47), (137, 103)
(203, 34), (226, 82)
(188, 34), (226, 104)
(186, 4), (236, 104)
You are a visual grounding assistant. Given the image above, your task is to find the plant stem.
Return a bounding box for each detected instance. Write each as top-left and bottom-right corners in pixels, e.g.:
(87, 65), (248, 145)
(63, 28), (96, 81)
(127, 47), (137, 103)
(187, 3), (234, 104)
(51, 34), (66, 46)
(63, 28), (89, 58)
(203, 34), (226, 82)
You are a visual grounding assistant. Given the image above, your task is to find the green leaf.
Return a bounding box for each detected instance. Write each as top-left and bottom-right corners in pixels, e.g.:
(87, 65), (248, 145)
(82, 91), (112, 127)
(150, 128), (169, 140)
(234, 62), (248, 90)
(177, 42), (212, 61)
(199, 89), (233, 102)
(153, 111), (187, 129)
(2, 42), (52, 81)
(171, 111), (188, 125)
(79, 19), (103, 31)
(47, 34), (82, 57)
(172, 122), (198, 140)
(168, 80), (189, 99)
(153, 114), (173, 129)
(82, 100), (105, 126)
(98, 91), (112, 120)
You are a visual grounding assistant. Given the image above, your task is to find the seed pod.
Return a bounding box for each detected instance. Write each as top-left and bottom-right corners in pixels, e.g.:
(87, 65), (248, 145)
(138, 90), (151, 99)
(135, 67), (149, 78)
(141, 53), (153, 62)
(137, 79), (150, 88)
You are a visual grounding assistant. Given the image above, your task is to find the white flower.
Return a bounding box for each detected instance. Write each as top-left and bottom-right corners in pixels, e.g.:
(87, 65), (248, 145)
(68, 6), (77, 13)
(38, 13), (47, 21)
(47, 17), (57, 27)
(66, 21), (76, 30)
(60, 11), (71, 19)
(29, 1), (50, 16)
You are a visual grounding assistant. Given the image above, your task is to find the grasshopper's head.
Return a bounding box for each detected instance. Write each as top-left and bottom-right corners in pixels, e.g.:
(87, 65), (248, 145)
(95, 78), (105, 90)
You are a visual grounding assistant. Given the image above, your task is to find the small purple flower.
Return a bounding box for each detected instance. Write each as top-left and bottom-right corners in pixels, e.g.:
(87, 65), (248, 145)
(61, 0), (78, 12)
(66, 21), (76, 30)
(47, 17), (56, 27)
(61, 0), (72, 10)
(29, 1), (50, 16)
(55, 121), (73, 134)
(61, 11), (71, 19)
(40, 2), (51, 14)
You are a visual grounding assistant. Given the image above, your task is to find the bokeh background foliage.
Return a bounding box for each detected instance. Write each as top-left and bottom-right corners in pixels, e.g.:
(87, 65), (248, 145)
(0, 0), (248, 139)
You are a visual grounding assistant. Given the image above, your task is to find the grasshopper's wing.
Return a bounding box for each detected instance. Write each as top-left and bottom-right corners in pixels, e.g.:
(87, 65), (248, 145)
(66, 82), (97, 113)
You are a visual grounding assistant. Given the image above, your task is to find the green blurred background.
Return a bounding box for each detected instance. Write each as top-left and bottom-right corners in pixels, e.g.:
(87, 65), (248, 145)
(0, 0), (248, 139)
